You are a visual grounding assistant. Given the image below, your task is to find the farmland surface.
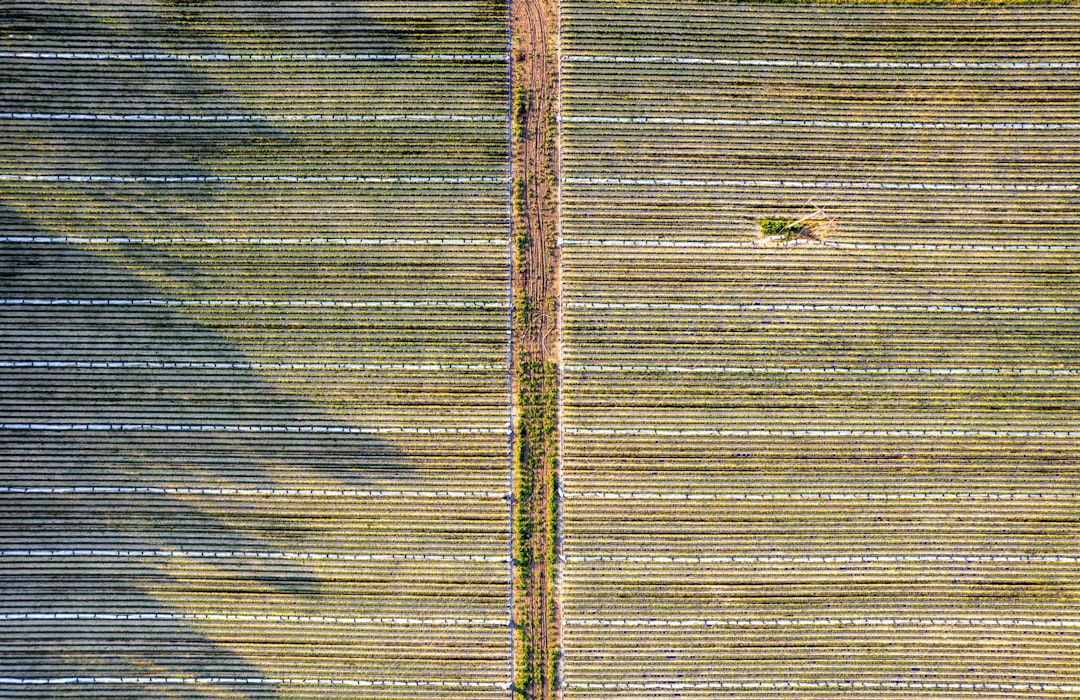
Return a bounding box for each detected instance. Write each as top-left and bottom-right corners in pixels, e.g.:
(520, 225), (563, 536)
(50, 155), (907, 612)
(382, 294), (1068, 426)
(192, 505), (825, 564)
(0, 1), (511, 697)
(560, 2), (1080, 698)
(4, 1), (1080, 698)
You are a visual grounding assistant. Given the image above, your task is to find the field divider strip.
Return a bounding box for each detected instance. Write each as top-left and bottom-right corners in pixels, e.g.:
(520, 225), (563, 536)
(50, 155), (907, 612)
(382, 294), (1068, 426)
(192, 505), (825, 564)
(564, 492), (1079, 501)
(555, 0), (568, 690)
(504, 0), (515, 686)
(560, 239), (1080, 252)
(0, 677), (508, 688)
(0, 486), (508, 498)
(0, 299), (507, 310)
(567, 618), (1080, 628)
(0, 51), (508, 62)
(0, 423), (509, 435)
(0, 549), (508, 563)
(563, 54), (1080, 70)
(0, 236), (508, 246)
(566, 302), (1080, 314)
(563, 115), (1080, 130)
(567, 428), (1080, 438)
(566, 554), (1078, 564)
(0, 612), (507, 626)
(564, 365), (1080, 376)
(0, 112), (503, 122)
(0, 361), (506, 371)
(565, 176), (1080, 192)
(1, 174), (508, 185)
(569, 680), (1080, 692)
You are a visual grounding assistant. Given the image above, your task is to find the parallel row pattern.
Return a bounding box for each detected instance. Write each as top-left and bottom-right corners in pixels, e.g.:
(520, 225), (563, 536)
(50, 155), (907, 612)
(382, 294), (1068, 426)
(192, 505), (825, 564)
(0, 1), (510, 697)
(560, 2), (1080, 698)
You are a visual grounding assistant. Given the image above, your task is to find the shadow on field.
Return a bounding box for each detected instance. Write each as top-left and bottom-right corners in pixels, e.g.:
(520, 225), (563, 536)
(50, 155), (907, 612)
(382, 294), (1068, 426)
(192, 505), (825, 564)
(0, 190), (414, 698)
(0, 2), (460, 693)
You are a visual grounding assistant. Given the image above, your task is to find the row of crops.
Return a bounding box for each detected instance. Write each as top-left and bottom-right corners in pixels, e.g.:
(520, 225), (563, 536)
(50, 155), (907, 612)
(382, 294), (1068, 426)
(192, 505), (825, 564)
(0, 1), (511, 697)
(560, 1), (1080, 697)
(561, 2), (1080, 246)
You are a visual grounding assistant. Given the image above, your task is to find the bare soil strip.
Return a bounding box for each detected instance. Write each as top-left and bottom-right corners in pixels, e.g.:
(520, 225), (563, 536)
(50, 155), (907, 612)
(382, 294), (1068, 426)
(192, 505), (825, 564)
(510, 0), (561, 695)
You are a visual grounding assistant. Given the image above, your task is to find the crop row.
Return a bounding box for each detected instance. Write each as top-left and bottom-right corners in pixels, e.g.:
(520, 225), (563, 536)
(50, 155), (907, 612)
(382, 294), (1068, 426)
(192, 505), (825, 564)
(0, 2), (513, 695)
(562, 184), (1080, 243)
(2, 183), (508, 240)
(0, 491), (509, 555)
(560, 1), (1080, 697)
(2, 0), (508, 54)
(563, 328), (1080, 365)
(563, 1), (1080, 60)
(562, 128), (1080, 183)
(2, 61), (506, 115)
(561, 1), (1080, 258)
(1, 124), (508, 177)
(564, 376), (1080, 419)
(0, 241), (508, 298)
(560, 462), (1080, 494)
(563, 70), (1080, 124)
(561, 251), (1080, 313)
(0, 430), (508, 490)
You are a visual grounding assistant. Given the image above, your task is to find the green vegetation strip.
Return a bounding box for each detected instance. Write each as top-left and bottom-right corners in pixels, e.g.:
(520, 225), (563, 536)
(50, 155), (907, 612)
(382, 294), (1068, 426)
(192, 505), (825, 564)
(513, 360), (559, 697)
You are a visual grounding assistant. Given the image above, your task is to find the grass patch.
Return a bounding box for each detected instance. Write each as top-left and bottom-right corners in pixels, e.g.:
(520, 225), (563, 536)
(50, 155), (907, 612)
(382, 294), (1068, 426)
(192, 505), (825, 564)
(758, 217), (808, 241)
(513, 86), (527, 140)
(512, 359), (559, 698)
(757, 207), (837, 245)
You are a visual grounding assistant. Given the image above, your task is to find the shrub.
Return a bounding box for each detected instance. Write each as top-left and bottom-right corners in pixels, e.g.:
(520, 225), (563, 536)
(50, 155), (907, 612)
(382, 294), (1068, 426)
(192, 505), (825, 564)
(758, 217), (807, 241)
(513, 87), (527, 139)
(513, 177), (525, 220)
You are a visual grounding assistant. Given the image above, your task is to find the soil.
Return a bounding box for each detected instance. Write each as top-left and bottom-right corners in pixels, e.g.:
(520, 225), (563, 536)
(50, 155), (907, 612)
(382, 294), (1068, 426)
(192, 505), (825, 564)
(511, 0), (559, 365)
(509, 0), (561, 695)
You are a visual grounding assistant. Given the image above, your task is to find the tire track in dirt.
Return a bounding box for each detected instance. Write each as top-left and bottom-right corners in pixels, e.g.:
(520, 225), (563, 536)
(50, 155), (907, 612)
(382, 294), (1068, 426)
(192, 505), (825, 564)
(510, 0), (561, 695)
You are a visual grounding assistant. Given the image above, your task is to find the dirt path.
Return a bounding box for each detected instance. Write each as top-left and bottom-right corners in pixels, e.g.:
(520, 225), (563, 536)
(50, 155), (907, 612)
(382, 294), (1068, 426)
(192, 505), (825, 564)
(509, 0), (561, 695)
(512, 0), (560, 349)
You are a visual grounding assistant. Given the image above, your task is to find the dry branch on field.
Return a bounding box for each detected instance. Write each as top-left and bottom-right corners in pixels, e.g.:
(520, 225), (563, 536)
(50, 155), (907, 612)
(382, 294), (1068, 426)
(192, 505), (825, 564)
(755, 202), (838, 247)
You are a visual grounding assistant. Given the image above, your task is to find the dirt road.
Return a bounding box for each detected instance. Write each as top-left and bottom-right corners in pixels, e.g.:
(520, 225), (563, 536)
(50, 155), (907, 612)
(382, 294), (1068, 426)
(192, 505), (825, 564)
(509, 0), (561, 695)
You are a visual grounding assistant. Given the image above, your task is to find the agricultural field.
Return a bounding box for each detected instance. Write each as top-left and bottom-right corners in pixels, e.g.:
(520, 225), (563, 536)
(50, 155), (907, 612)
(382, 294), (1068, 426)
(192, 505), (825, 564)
(0, 1), (511, 697)
(560, 1), (1080, 698)
(4, 1), (1080, 698)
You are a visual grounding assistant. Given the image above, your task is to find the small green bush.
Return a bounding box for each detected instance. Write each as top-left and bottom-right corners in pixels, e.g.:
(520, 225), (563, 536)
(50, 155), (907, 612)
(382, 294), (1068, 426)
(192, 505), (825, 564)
(513, 177), (525, 219)
(513, 87), (527, 139)
(758, 217), (808, 240)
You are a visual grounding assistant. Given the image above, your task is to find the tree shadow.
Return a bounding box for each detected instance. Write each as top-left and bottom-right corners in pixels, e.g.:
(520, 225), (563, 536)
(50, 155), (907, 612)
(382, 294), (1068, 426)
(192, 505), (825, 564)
(0, 200), (425, 696)
(0, 2), (489, 693)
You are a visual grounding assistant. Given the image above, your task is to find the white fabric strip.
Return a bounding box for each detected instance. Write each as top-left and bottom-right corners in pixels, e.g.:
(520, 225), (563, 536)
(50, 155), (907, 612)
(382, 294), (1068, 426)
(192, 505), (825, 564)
(566, 301), (1079, 314)
(567, 617), (1080, 628)
(568, 554), (1077, 564)
(0, 236), (506, 246)
(0, 51), (507, 62)
(0, 549), (507, 563)
(564, 365), (1080, 377)
(565, 176), (1080, 192)
(13, 299), (1070, 314)
(0, 676), (507, 688)
(564, 54), (1080, 70)
(0, 298), (505, 309)
(0, 486), (507, 498)
(0, 423), (509, 435)
(0, 611), (505, 626)
(564, 492), (1078, 502)
(564, 114), (1080, 131)
(0, 112), (501, 123)
(0, 174), (506, 184)
(567, 427), (1080, 438)
(560, 238), (1080, 252)
(568, 680), (1080, 692)
(570, 682), (1080, 691)
(0, 361), (504, 372)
